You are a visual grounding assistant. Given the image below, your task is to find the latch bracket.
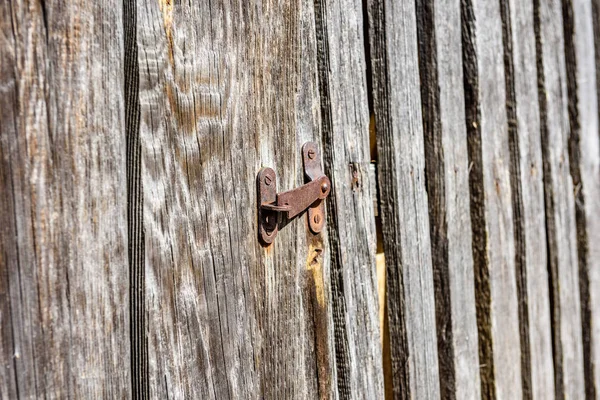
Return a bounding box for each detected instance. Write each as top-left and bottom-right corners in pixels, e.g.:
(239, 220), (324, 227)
(257, 142), (331, 244)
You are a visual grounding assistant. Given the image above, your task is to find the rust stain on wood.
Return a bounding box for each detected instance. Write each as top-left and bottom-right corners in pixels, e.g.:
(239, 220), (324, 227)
(304, 237), (332, 399)
(306, 243), (326, 308)
(158, 0), (174, 63)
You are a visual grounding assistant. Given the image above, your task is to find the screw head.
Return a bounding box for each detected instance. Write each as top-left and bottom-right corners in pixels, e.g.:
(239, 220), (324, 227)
(307, 149), (316, 159)
(264, 175), (272, 186)
(321, 182), (329, 193)
(313, 214), (321, 224)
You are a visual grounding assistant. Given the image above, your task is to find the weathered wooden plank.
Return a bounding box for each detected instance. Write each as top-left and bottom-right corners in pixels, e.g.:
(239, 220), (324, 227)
(312, 0), (385, 397)
(137, 1), (325, 397)
(296, 3), (340, 399)
(367, 0), (440, 398)
(561, 0), (600, 397)
(533, 0), (586, 398)
(135, 0), (382, 398)
(461, 0), (522, 397)
(414, 0), (481, 398)
(500, 0), (555, 398)
(0, 1), (129, 398)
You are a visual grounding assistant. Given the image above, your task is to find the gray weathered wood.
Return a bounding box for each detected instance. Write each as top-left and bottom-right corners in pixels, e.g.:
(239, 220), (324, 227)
(137, 1), (329, 397)
(461, 0), (522, 397)
(533, 0), (586, 398)
(414, 0), (481, 398)
(312, 0), (385, 397)
(135, 0), (382, 398)
(561, 0), (600, 397)
(6, 0), (600, 398)
(0, 0), (130, 398)
(501, 0), (555, 397)
(367, 0), (441, 398)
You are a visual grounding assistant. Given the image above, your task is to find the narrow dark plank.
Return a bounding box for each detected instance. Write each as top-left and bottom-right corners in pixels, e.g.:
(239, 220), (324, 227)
(0, 1), (129, 398)
(561, 0), (600, 397)
(461, 0), (523, 397)
(415, 0), (481, 398)
(367, 0), (441, 398)
(124, 0), (147, 398)
(500, 0), (555, 397)
(312, 0), (385, 397)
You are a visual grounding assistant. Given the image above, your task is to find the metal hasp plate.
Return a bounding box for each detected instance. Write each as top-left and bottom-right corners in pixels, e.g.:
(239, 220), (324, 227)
(257, 142), (331, 244)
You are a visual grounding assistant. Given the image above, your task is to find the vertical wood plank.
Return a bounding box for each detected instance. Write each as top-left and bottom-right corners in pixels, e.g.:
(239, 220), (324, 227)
(533, 0), (586, 398)
(562, 0), (600, 397)
(367, 0), (441, 398)
(312, 0), (385, 397)
(124, 0), (147, 397)
(500, 0), (555, 397)
(414, 0), (481, 398)
(460, 0), (522, 397)
(0, 1), (129, 398)
(296, 2), (341, 398)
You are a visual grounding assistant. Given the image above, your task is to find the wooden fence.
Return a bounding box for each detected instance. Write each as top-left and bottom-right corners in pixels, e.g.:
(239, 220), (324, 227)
(1, 0), (599, 398)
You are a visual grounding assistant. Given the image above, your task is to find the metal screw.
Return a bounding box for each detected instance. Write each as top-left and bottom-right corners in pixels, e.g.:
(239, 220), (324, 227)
(265, 175), (272, 186)
(321, 182), (329, 193)
(314, 214), (321, 224)
(307, 149), (316, 159)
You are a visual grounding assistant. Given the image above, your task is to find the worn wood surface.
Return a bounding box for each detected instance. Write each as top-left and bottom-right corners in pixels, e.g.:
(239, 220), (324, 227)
(501, 0), (555, 398)
(3, 0), (600, 398)
(562, 0), (600, 397)
(461, 0), (522, 397)
(0, 0), (130, 398)
(367, 0), (440, 398)
(415, 0), (481, 398)
(135, 0), (382, 398)
(312, 0), (384, 397)
(534, 0), (586, 398)
(136, 1), (330, 397)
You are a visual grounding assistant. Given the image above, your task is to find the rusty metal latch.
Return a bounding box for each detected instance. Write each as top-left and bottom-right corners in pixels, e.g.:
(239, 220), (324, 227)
(257, 142), (331, 244)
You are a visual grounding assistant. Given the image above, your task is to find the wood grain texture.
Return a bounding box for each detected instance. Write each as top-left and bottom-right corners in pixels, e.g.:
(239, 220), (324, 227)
(561, 0), (600, 397)
(533, 0), (586, 398)
(367, 0), (440, 398)
(137, 1), (327, 397)
(0, 0), (129, 398)
(414, 0), (481, 398)
(461, 0), (522, 397)
(500, 0), (555, 398)
(312, 0), (385, 397)
(124, 0), (147, 397)
(135, 0), (382, 398)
